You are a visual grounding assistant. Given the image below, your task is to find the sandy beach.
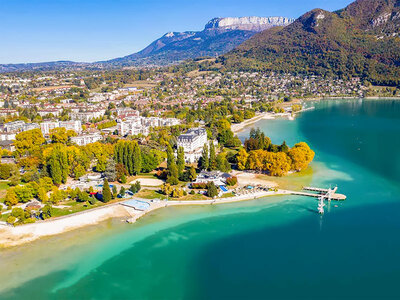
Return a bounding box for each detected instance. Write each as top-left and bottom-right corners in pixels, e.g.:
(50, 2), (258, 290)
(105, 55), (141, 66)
(0, 204), (139, 248)
(0, 187), (285, 249)
(231, 112), (276, 134)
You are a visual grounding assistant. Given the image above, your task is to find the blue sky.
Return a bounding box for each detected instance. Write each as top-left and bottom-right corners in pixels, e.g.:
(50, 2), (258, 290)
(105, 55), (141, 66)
(0, 0), (353, 64)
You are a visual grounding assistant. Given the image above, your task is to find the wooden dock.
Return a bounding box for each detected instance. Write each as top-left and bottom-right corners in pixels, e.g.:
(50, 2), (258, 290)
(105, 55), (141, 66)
(286, 186), (346, 214)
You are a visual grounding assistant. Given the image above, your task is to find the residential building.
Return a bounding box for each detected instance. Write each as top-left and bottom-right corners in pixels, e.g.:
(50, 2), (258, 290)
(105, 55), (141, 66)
(59, 120), (82, 133)
(70, 133), (102, 146)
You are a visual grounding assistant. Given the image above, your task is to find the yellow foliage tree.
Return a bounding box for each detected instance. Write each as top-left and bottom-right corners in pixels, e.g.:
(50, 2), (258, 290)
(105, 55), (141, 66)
(236, 148), (249, 171)
(288, 142), (315, 171)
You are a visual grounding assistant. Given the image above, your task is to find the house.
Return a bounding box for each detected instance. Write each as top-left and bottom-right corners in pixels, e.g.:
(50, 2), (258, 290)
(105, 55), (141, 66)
(193, 170), (231, 187)
(0, 109), (19, 118)
(0, 140), (15, 151)
(177, 127), (208, 163)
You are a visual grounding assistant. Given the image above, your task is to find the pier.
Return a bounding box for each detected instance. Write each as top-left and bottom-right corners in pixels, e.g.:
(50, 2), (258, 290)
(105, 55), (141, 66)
(287, 186), (346, 214)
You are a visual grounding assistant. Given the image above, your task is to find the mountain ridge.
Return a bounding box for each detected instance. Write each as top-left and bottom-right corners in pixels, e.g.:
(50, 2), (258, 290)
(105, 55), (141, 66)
(220, 0), (400, 85)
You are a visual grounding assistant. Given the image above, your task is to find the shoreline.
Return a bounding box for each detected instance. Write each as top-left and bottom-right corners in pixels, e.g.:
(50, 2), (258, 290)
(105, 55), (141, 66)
(231, 111), (277, 134)
(0, 189), (287, 249)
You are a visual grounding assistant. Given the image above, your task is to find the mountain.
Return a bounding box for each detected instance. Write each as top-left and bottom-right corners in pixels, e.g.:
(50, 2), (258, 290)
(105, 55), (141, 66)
(0, 61), (93, 73)
(103, 16), (294, 67)
(221, 0), (400, 85)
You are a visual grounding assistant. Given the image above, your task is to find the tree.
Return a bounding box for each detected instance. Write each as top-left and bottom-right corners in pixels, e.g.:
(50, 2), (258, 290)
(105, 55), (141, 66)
(166, 144), (175, 170)
(116, 163), (128, 182)
(209, 142), (216, 171)
(189, 166), (197, 181)
(135, 181), (141, 192)
(37, 187), (48, 203)
(161, 183), (173, 196)
(176, 146), (185, 177)
(39, 177), (53, 192)
(102, 179), (112, 203)
(288, 142), (315, 171)
(216, 152), (231, 172)
(206, 182), (219, 198)
(4, 188), (18, 207)
(14, 185), (33, 203)
(14, 129), (45, 156)
(133, 143), (142, 175)
(166, 164), (179, 185)
(112, 185), (118, 199)
(47, 145), (68, 185)
(42, 204), (53, 219)
(73, 164), (86, 179)
(105, 159), (117, 182)
(280, 141), (289, 153)
(50, 127), (70, 144)
(77, 190), (90, 202)
(236, 148), (249, 170)
(199, 144), (209, 170)
(119, 186), (126, 197)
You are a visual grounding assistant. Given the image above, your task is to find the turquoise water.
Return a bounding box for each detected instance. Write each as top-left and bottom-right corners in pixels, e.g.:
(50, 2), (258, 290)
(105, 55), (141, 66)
(1, 99), (400, 299)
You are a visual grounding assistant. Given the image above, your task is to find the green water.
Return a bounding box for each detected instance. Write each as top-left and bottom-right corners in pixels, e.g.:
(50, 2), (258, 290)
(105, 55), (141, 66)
(1, 99), (400, 299)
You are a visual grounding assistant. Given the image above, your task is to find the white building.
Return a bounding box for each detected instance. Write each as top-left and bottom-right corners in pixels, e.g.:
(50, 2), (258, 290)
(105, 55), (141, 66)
(177, 127), (208, 163)
(70, 110), (106, 122)
(59, 120), (82, 133)
(40, 121), (59, 135)
(117, 116), (179, 137)
(37, 108), (63, 117)
(40, 120), (81, 135)
(70, 133), (102, 146)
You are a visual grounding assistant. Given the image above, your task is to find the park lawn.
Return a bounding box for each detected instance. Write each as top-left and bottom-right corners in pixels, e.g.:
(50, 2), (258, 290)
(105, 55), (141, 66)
(178, 193), (209, 201)
(220, 192), (235, 198)
(1, 212), (10, 222)
(0, 181), (10, 199)
(136, 189), (167, 200)
(51, 200), (105, 218)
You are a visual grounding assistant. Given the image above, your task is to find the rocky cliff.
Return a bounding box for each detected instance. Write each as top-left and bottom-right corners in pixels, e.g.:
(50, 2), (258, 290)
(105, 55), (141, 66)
(205, 16), (294, 31)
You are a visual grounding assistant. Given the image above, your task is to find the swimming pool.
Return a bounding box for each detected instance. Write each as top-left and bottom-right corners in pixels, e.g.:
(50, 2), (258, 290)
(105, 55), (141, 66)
(122, 199), (151, 211)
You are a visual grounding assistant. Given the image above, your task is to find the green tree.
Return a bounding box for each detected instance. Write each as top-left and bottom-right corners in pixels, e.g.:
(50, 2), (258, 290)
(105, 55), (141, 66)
(112, 185), (118, 199)
(216, 152), (231, 172)
(199, 143), (209, 170)
(119, 186), (126, 197)
(37, 187), (48, 203)
(189, 166), (197, 181)
(105, 158), (117, 181)
(176, 146), (185, 177)
(166, 164), (179, 185)
(209, 142), (216, 171)
(73, 164), (86, 179)
(206, 182), (219, 198)
(102, 179), (112, 203)
(133, 143), (142, 175)
(4, 188), (18, 207)
(42, 204), (53, 219)
(48, 145), (68, 185)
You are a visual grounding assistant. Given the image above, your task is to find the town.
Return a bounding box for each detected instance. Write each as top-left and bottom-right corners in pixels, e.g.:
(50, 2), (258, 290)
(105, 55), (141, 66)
(0, 67), (362, 226)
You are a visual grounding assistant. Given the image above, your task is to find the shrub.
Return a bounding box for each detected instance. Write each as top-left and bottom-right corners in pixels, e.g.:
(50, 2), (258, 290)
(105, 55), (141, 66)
(191, 182), (207, 189)
(226, 176), (238, 186)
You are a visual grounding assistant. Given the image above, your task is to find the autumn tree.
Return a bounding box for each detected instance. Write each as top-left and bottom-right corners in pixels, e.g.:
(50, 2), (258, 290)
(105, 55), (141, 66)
(236, 148), (249, 170)
(288, 142), (315, 171)
(14, 129), (45, 156)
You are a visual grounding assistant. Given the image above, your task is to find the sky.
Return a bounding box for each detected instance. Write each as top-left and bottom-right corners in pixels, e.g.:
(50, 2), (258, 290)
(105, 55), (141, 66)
(0, 0), (354, 64)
